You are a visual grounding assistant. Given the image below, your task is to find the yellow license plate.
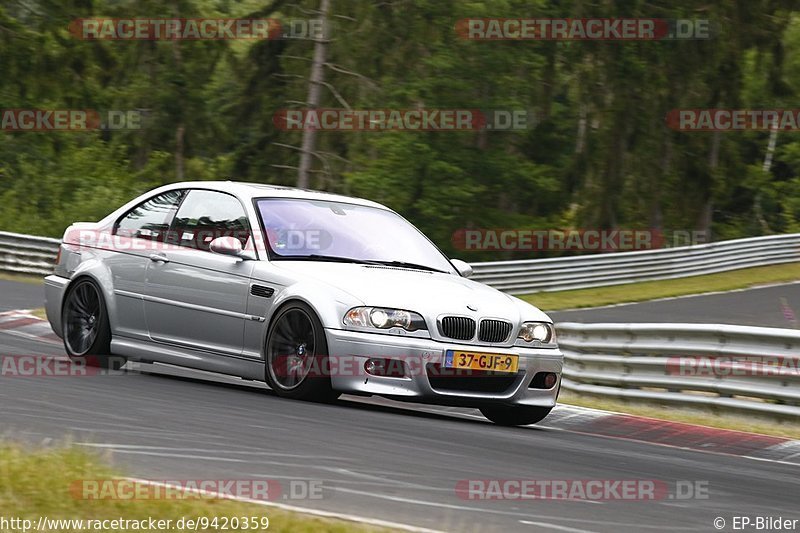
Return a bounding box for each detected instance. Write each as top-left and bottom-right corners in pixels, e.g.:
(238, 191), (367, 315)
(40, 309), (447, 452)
(444, 350), (519, 373)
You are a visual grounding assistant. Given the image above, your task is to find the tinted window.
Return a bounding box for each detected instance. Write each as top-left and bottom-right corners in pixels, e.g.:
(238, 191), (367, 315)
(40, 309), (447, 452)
(115, 190), (184, 241)
(169, 190), (250, 251)
(256, 198), (455, 273)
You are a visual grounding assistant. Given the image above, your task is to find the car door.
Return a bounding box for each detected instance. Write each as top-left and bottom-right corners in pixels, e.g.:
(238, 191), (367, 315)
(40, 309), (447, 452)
(109, 189), (185, 341)
(144, 189), (256, 356)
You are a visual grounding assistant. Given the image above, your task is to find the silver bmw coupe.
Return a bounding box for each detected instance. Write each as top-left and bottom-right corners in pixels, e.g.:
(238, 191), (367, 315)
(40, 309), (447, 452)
(45, 182), (563, 425)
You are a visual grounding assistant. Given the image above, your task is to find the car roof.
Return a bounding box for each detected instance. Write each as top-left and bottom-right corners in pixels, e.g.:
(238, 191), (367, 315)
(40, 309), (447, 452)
(169, 181), (388, 210)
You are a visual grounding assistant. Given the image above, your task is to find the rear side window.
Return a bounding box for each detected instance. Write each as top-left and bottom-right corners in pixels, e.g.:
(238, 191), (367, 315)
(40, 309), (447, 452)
(115, 190), (184, 241)
(169, 190), (251, 251)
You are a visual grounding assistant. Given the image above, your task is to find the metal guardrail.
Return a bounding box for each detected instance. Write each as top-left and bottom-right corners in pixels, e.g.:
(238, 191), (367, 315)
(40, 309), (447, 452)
(557, 322), (800, 418)
(471, 233), (800, 294)
(2, 230), (800, 417)
(0, 231), (60, 276)
(3, 230), (799, 291)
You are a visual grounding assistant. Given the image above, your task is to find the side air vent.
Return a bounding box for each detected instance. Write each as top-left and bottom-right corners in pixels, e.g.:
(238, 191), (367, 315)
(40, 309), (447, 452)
(250, 284), (275, 298)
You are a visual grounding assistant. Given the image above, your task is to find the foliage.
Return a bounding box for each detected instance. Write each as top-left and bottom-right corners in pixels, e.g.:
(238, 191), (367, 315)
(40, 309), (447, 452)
(1, 0), (799, 259)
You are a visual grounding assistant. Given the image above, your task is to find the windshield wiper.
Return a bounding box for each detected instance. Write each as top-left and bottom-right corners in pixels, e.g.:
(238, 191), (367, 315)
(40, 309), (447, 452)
(274, 255), (447, 273)
(365, 260), (448, 273)
(273, 254), (374, 264)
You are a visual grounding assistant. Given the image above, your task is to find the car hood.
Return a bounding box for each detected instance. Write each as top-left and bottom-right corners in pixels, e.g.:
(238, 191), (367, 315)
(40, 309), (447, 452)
(272, 261), (551, 324)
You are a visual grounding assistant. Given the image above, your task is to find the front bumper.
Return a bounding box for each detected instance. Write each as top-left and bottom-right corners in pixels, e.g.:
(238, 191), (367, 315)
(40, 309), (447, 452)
(326, 328), (563, 408)
(44, 274), (70, 339)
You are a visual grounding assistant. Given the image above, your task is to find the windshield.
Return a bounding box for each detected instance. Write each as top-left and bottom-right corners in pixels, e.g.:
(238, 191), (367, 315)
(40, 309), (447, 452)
(256, 198), (456, 274)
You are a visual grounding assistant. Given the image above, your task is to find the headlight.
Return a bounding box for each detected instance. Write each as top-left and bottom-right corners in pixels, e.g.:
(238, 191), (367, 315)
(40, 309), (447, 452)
(344, 307), (427, 332)
(517, 322), (555, 343)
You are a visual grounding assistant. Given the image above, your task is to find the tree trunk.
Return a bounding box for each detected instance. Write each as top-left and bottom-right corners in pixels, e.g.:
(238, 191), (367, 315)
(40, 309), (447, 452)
(698, 130), (721, 239)
(650, 132), (670, 231)
(172, 1), (185, 181)
(575, 103), (587, 155)
(755, 126), (778, 233)
(175, 124), (185, 181)
(297, 0), (330, 189)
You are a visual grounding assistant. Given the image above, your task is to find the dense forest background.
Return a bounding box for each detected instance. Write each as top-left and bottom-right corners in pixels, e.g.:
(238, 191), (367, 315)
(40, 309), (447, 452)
(2, 0), (800, 260)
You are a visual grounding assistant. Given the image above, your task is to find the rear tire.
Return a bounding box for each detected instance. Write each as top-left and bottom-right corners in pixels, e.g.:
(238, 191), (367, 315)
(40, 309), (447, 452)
(480, 405), (553, 426)
(265, 301), (340, 403)
(62, 278), (125, 370)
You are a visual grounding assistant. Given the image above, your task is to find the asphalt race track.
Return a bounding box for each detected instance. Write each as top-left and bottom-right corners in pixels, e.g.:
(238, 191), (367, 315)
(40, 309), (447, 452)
(549, 282), (800, 328)
(0, 279), (45, 312)
(1, 280), (799, 531)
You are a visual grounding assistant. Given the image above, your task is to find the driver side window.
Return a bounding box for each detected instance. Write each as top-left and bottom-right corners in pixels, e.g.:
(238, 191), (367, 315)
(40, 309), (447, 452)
(169, 190), (251, 252)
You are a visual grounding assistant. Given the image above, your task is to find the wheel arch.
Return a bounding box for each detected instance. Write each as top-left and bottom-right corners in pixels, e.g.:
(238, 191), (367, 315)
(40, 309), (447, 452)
(261, 297), (326, 359)
(259, 281), (361, 358)
(62, 260), (118, 336)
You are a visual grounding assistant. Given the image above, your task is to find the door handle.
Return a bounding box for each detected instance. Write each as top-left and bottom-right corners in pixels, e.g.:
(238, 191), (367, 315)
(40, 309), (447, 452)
(149, 253), (170, 263)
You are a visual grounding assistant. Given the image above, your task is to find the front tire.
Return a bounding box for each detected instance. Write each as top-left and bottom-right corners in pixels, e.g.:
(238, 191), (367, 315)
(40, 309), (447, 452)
(265, 302), (340, 402)
(62, 278), (124, 370)
(480, 405), (553, 426)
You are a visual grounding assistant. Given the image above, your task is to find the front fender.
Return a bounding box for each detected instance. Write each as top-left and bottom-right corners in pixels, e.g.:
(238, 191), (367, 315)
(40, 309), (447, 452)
(260, 280), (363, 355)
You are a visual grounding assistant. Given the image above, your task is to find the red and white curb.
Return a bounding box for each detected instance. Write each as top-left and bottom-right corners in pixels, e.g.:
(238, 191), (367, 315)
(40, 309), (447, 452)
(544, 404), (800, 465)
(0, 309), (60, 344)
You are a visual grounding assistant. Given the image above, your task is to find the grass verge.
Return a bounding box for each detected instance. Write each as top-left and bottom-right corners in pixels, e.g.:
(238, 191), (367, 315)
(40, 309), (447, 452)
(29, 307), (47, 320)
(521, 262), (800, 311)
(0, 442), (393, 533)
(559, 391), (800, 440)
(0, 272), (44, 285)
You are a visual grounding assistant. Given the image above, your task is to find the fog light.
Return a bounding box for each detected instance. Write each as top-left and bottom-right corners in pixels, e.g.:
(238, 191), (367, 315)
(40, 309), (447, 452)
(364, 359), (381, 375)
(529, 372), (559, 389)
(364, 358), (407, 378)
